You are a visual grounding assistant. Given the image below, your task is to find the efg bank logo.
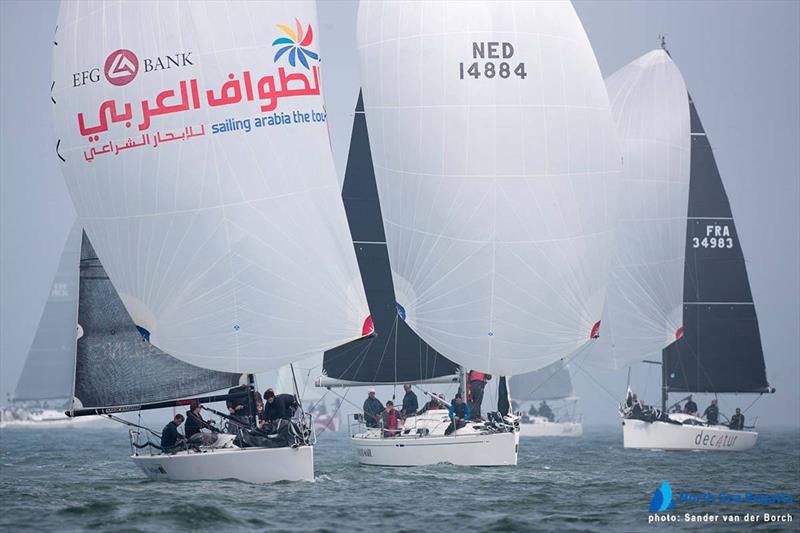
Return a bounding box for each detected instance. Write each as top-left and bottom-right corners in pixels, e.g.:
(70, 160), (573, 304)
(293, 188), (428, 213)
(72, 50), (194, 88)
(104, 49), (139, 86)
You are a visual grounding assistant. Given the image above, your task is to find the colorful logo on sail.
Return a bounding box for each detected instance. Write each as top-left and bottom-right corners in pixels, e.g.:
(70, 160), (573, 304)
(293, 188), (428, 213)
(104, 49), (139, 86)
(272, 19), (319, 69)
(649, 481), (676, 512)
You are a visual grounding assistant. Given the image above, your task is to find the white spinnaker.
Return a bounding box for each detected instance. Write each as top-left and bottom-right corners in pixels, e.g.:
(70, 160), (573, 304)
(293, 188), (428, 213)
(357, 1), (620, 376)
(600, 49), (691, 368)
(52, 1), (368, 373)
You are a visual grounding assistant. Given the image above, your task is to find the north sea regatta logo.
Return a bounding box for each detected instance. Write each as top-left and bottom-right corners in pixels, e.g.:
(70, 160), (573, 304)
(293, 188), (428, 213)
(103, 49), (139, 86)
(646, 481), (794, 525)
(649, 481), (676, 513)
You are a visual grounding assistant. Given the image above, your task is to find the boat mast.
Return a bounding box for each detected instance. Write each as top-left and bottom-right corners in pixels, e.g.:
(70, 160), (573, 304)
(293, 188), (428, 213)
(246, 373), (257, 429)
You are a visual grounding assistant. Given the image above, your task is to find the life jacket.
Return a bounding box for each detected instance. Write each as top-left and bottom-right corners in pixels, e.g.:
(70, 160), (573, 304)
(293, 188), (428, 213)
(468, 370), (486, 383)
(385, 409), (399, 430)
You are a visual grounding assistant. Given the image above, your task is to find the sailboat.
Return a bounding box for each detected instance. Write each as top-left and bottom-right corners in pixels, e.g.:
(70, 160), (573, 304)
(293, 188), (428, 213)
(328, 0), (620, 466)
(319, 91), (490, 466)
(1, 225), (98, 428)
(602, 44), (773, 451)
(510, 359), (583, 438)
(50, 0), (369, 482)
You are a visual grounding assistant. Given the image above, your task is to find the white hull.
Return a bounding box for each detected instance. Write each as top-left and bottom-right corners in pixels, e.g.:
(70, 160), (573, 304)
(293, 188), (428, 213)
(132, 445), (314, 483)
(623, 418), (757, 451)
(351, 431), (518, 466)
(349, 410), (519, 466)
(518, 420), (583, 438)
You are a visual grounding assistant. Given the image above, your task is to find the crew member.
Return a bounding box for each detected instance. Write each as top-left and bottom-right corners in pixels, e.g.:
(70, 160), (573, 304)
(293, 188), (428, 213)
(263, 390), (298, 423)
(729, 407), (745, 430)
(160, 414), (185, 450)
(400, 384), (418, 418)
(419, 393), (442, 414)
(185, 402), (218, 446)
(445, 392), (472, 435)
(467, 370), (491, 420)
(381, 401), (401, 437)
(538, 400), (554, 422)
(631, 399), (644, 420)
(684, 395), (698, 415)
(528, 404), (539, 417)
(363, 388), (384, 428)
(226, 384), (250, 421)
(703, 399), (720, 426)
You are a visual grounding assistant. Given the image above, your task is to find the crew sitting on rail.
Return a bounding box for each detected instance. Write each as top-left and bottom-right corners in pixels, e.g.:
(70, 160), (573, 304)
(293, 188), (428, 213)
(683, 395), (698, 415)
(629, 399), (657, 423)
(185, 402), (218, 446)
(401, 384), (418, 418)
(160, 413), (185, 451)
(363, 388), (384, 428)
(729, 407), (745, 430)
(381, 401), (402, 437)
(445, 392), (472, 435)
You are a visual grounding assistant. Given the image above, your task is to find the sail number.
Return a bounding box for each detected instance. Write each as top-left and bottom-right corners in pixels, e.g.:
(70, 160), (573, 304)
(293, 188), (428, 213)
(693, 237), (733, 249)
(692, 224), (734, 249)
(459, 62), (527, 80)
(460, 41), (526, 80)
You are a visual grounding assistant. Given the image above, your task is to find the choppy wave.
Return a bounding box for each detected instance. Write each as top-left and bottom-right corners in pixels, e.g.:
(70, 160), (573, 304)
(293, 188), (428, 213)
(0, 426), (797, 532)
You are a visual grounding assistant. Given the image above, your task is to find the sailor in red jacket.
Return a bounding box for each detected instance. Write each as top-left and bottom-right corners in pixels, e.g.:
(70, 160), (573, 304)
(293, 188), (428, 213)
(467, 370), (491, 420)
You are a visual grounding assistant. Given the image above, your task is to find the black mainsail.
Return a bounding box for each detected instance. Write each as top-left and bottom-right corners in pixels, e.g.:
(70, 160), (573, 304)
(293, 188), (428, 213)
(321, 92), (459, 385)
(73, 233), (241, 413)
(662, 95), (772, 394)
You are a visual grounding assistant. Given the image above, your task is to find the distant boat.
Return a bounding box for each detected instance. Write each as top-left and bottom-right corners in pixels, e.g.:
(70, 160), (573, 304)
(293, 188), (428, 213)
(51, 0), (369, 482)
(601, 44), (773, 451)
(510, 359), (583, 438)
(2, 224), (101, 429)
(319, 0), (620, 467)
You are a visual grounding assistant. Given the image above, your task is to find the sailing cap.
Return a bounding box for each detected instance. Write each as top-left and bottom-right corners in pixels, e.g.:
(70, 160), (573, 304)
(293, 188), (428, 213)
(368, 387), (376, 394)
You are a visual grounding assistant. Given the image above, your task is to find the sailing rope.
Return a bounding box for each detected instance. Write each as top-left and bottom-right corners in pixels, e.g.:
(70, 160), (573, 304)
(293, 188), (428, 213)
(315, 387), (351, 439)
(519, 341), (593, 400)
(571, 359), (622, 404)
(741, 393), (764, 414)
(107, 414), (162, 438)
(327, 386), (363, 413)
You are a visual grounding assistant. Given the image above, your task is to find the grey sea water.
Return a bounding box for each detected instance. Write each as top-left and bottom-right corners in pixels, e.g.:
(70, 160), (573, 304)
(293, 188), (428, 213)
(0, 425), (797, 532)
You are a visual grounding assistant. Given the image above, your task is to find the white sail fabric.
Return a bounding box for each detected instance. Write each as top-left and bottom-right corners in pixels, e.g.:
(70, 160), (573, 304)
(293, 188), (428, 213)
(52, 1), (368, 373)
(357, 1), (620, 375)
(14, 223), (81, 401)
(276, 353), (324, 400)
(600, 50), (691, 368)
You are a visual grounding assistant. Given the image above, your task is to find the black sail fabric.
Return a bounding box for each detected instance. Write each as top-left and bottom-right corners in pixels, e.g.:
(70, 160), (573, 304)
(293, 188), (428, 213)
(663, 95), (770, 394)
(509, 359), (574, 402)
(322, 92), (459, 383)
(74, 233), (241, 410)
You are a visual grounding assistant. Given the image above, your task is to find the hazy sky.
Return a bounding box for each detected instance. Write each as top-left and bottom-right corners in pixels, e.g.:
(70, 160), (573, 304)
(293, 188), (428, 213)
(1, 1), (797, 427)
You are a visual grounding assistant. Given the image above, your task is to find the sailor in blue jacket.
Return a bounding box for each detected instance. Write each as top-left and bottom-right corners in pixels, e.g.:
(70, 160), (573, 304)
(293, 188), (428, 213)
(445, 392), (472, 435)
